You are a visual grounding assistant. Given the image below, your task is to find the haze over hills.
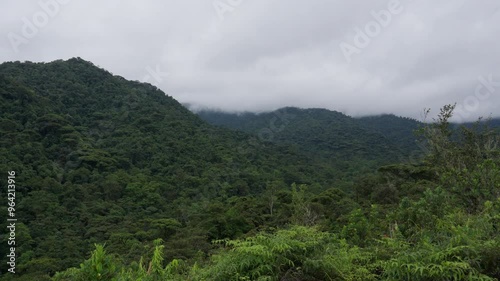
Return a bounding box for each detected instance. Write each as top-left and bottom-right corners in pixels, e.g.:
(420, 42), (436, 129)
(1, 59), (499, 280)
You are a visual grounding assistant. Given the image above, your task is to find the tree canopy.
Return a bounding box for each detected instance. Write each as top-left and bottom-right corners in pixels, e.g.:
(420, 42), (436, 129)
(0, 59), (498, 280)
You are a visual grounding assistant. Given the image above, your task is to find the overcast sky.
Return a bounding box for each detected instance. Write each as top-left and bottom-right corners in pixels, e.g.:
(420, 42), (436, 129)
(1, 0), (499, 121)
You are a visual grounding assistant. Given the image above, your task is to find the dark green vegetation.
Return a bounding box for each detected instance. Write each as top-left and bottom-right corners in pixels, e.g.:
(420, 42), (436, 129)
(197, 109), (423, 177)
(0, 59), (498, 280)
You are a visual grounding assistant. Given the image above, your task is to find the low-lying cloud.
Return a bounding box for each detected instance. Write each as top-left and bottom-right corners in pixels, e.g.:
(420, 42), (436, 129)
(1, 0), (499, 121)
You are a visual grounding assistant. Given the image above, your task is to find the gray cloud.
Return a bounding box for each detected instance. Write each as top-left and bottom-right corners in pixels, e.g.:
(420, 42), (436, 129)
(1, 0), (499, 121)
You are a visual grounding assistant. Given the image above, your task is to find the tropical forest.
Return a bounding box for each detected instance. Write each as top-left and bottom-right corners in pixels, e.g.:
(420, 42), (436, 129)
(0, 58), (499, 280)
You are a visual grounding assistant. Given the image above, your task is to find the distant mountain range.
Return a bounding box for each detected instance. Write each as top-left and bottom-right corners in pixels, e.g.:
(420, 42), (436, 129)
(197, 108), (500, 168)
(197, 108), (424, 170)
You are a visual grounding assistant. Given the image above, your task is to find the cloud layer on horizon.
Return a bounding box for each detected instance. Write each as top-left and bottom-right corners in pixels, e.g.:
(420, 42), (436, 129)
(1, 0), (499, 121)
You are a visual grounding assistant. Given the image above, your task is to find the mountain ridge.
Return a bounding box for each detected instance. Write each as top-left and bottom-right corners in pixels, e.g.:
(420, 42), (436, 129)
(196, 107), (423, 170)
(0, 58), (345, 278)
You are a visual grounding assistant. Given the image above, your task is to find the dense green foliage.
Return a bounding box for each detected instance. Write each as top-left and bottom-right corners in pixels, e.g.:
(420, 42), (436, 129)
(197, 108), (419, 177)
(0, 59), (499, 280)
(197, 109), (500, 170)
(357, 114), (422, 159)
(0, 59), (339, 280)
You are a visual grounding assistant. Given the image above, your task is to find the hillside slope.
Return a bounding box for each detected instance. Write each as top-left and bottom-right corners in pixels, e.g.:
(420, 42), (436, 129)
(0, 58), (339, 279)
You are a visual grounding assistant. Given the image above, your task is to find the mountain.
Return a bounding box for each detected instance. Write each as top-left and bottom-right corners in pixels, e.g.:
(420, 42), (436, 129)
(357, 114), (423, 157)
(0, 58), (340, 279)
(197, 108), (423, 175)
(2, 59), (499, 280)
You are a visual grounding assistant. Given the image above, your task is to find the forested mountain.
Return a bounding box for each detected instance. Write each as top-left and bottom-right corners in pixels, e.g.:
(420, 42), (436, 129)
(197, 109), (500, 171)
(0, 58), (339, 280)
(357, 114), (423, 156)
(197, 109), (424, 173)
(1, 59), (499, 280)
